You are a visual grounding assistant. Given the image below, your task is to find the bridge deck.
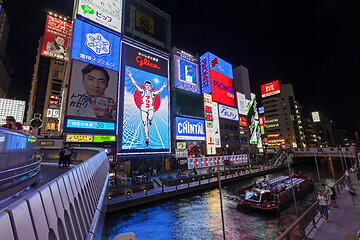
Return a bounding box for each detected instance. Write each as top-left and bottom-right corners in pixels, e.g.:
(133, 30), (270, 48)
(307, 174), (360, 240)
(0, 162), (73, 210)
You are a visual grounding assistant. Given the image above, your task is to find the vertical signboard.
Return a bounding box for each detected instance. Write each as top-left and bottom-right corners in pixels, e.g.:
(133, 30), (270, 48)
(119, 43), (170, 153)
(236, 92), (247, 116)
(41, 15), (72, 60)
(71, 19), (121, 71)
(247, 93), (260, 145)
(200, 52), (235, 107)
(77, 0), (122, 33)
(172, 48), (201, 94)
(212, 102), (221, 148)
(204, 93), (216, 155)
(312, 112), (320, 122)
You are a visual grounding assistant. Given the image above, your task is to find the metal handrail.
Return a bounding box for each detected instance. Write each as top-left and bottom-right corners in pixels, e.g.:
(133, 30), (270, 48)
(0, 158), (42, 175)
(277, 174), (347, 240)
(0, 157), (42, 184)
(0, 164), (41, 184)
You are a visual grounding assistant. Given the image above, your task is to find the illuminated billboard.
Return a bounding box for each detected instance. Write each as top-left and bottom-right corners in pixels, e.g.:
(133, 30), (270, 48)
(63, 118), (115, 133)
(119, 43), (170, 153)
(0, 98), (26, 125)
(312, 112), (320, 122)
(41, 15), (72, 60)
(218, 104), (239, 121)
(204, 93), (216, 155)
(66, 60), (118, 121)
(258, 107), (264, 114)
(247, 93), (260, 145)
(66, 134), (93, 142)
(236, 92), (247, 115)
(200, 52), (235, 106)
(212, 102), (221, 148)
(172, 48), (201, 94)
(71, 19), (121, 72)
(123, 0), (171, 51)
(239, 116), (247, 127)
(261, 80), (280, 98)
(175, 116), (205, 140)
(77, 0), (122, 33)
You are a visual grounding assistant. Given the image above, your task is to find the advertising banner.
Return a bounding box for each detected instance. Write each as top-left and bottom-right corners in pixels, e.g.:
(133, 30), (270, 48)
(71, 19), (121, 71)
(261, 80), (280, 98)
(0, 99), (26, 125)
(188, 154), (247, 169)
(63, 118), (115, 133)
(239, 116), (247, 127)
(247, 94), (260, 144)
(66, 60), (118, 121)
(212, 102), (221, 148)
(41, 15), (72, 60)
(77, 0), (122, 33)
(200, 52), (235, 106)
(237, 92), (247, 115)
(312, 111), (320, 122)
(120, 43), (170, 152)
(218, 104), (239, 121)
(258, 107), (264, 114)
(175, 116), (205, 140)
(204, 93), (216, 155)
(172, 48), (201, 94)
(66, 134), (93, 142)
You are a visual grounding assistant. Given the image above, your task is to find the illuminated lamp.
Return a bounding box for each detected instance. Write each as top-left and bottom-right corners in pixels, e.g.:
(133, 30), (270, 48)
(64, 18), (67, 21)
(49, 12), (53, 15)
(54, 14), (57, 17)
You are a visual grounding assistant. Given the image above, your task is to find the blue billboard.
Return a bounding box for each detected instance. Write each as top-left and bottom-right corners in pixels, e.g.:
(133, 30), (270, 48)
(71, 19), (121, 71)
(63, 118), (115, 133)
(175, 116), (205, 140)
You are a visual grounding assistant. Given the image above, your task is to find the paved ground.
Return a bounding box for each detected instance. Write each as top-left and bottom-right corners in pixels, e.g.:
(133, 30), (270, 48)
(308, 174), (360, 240)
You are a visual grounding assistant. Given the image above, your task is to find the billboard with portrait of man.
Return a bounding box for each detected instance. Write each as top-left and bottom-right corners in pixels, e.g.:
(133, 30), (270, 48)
(66, 59), (118, 121)
(41, 15), (72, 60)
(119, 43), (170, 153)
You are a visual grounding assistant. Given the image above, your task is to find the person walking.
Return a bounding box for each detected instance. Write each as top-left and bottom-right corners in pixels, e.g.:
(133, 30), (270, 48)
(323, 184), (337, 208)
(345, 183), (358, 205)
(63, 144), (73, 167)
(58, 147), (65, 168)
(317, 191), (329, 222)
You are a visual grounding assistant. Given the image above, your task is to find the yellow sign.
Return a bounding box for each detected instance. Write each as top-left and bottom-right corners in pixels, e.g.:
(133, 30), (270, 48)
(260, 125), (265, 135)
(136, 10), (154, 34)
(66, 134), (93, 143)
(177, 142), (186, 151)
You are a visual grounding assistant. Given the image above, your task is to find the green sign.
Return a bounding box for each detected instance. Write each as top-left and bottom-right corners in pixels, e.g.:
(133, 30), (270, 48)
(93, 135), (116, 143)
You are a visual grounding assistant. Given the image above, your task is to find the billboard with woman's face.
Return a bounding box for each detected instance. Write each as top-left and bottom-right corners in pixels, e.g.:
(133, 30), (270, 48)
(66, 60), (118, 121)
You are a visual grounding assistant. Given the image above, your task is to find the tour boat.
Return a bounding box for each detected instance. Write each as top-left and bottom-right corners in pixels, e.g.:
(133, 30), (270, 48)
(237, 175), (313, 213)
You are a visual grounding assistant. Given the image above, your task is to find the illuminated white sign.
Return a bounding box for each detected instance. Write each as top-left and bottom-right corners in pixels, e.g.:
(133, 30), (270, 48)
(218, 104), (239, 121)
(312, 112), (320, 122)
(0, 98), (26, 125)
(236, 92), (247, 115)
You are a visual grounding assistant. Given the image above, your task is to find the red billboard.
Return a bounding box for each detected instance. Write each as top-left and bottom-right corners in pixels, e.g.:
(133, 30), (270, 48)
(41, 15), (72, 60)
(210, 69), (235, 107)
(239, 116), (247, 126)
(261, 80), (280, 98)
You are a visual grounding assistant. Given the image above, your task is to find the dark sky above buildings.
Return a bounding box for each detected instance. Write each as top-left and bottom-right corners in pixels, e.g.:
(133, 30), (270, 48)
(3, 0), (360, 135)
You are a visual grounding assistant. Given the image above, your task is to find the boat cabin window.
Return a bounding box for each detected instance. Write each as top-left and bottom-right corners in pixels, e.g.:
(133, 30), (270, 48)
(245, 191), (262, 202)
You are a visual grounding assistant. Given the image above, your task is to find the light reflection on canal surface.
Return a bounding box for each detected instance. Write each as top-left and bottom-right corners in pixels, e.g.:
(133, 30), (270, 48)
(102, 158), (348, 239)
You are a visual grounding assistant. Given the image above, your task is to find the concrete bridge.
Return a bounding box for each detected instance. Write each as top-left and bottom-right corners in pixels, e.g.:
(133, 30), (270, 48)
(290, 146), (357, 158)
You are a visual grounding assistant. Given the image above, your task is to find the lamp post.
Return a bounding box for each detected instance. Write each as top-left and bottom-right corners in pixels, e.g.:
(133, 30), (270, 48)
(216, 157), (226, 240)
(285, 152), (299, 218)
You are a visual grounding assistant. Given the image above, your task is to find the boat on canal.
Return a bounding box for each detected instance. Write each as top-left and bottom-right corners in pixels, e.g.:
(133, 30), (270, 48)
(237, 174), (314, 213)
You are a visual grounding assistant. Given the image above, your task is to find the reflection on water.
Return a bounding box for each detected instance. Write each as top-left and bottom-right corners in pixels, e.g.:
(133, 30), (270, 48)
(102, 157), (348, 240)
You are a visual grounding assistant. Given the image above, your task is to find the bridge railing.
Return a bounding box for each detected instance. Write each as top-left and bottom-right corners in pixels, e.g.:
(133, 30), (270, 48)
(0, 147), (109, 240)
(291, 146), (357, 157)
(277, 174), (348, 240)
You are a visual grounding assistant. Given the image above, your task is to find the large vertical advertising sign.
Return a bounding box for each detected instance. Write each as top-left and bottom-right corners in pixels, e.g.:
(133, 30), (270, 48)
(200, 52), (235, 107)
(119, 43), (170, 153)
(41, 15), (72, 60)
(77, 0), (122, 33)
(204, 93), (216, 155)
(66, 60), (119, 121)
(236, 92), (247, 116)
(172, 48), (201, 94)
(261, 80), (280, 98)
(247, 93), (261, 145)
(212, 102), (221, 148)
(71, 19), (121, 71)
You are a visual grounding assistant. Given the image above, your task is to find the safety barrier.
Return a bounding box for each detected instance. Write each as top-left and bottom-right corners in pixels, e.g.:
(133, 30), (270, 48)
(0, 148), (109, 240)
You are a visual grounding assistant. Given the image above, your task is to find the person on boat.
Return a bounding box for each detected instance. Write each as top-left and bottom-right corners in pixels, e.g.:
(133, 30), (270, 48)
(291, 172), (297, 177)
(298, 171), (304, 178)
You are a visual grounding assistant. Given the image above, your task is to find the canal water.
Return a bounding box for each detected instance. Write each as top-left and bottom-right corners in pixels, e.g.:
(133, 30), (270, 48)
(101, 157), (352, 240)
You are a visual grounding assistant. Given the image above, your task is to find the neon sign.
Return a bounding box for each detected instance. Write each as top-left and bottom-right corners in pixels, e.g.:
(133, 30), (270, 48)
(136, 56), (161, 69)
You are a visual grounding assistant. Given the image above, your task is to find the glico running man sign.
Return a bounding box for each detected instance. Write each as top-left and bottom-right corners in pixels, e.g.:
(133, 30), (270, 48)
(119, 43), (170, 153)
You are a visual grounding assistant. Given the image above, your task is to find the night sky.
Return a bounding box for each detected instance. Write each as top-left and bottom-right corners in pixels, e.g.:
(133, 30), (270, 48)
(3, 0), (360, 135)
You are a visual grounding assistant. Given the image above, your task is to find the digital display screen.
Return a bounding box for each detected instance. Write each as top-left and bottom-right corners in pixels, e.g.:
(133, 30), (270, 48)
(119, 43), (170, 153)
(261, 80), (280, 98)
(258, 107), (264, 114)
(66, 134), (93, 142)
(71, 19), (121, 72)
(66, 60), (118, 122)
(41, 15), (72, 60)
(175, 116), (205, 140)
(64, 118), (115, 132)
(173, 48), (201, 94)
(312, 112), (320, 122)
(93, 135), (116, 142)
(218, 104), (239, 121)
(77, 0), (122, 33)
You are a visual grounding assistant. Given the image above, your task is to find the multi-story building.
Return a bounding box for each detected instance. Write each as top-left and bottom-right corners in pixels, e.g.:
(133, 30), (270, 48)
(261, 81), (303, 149)
(0, 4), (13, 97)
(26, 13), (72, 134)
(302, 117), (317, 147)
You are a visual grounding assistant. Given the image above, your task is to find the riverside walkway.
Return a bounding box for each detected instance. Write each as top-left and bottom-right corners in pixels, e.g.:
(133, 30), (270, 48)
(307, 174), (360, 240)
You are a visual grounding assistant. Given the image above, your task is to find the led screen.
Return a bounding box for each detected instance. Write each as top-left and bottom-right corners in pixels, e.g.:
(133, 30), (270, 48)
(261, 80), (280, 98)
(66, 60), (118, 121)
(210, 70), (235, 107)
(77, 0), (122, 33)
(64, 118), (115, 133)
(41, 15), (72, 60)
(218, 104), (239, 121)
(172, 48), (201, 94)
(66, 134), (93, 142)
(120, 43), (170, 152)
(93, 135), (116, 142)
(175, 116), (205, 140)
(71, 19), (121, 71)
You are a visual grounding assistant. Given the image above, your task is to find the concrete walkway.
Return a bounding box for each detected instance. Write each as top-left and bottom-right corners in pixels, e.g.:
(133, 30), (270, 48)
(308, 174), (360, 240)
